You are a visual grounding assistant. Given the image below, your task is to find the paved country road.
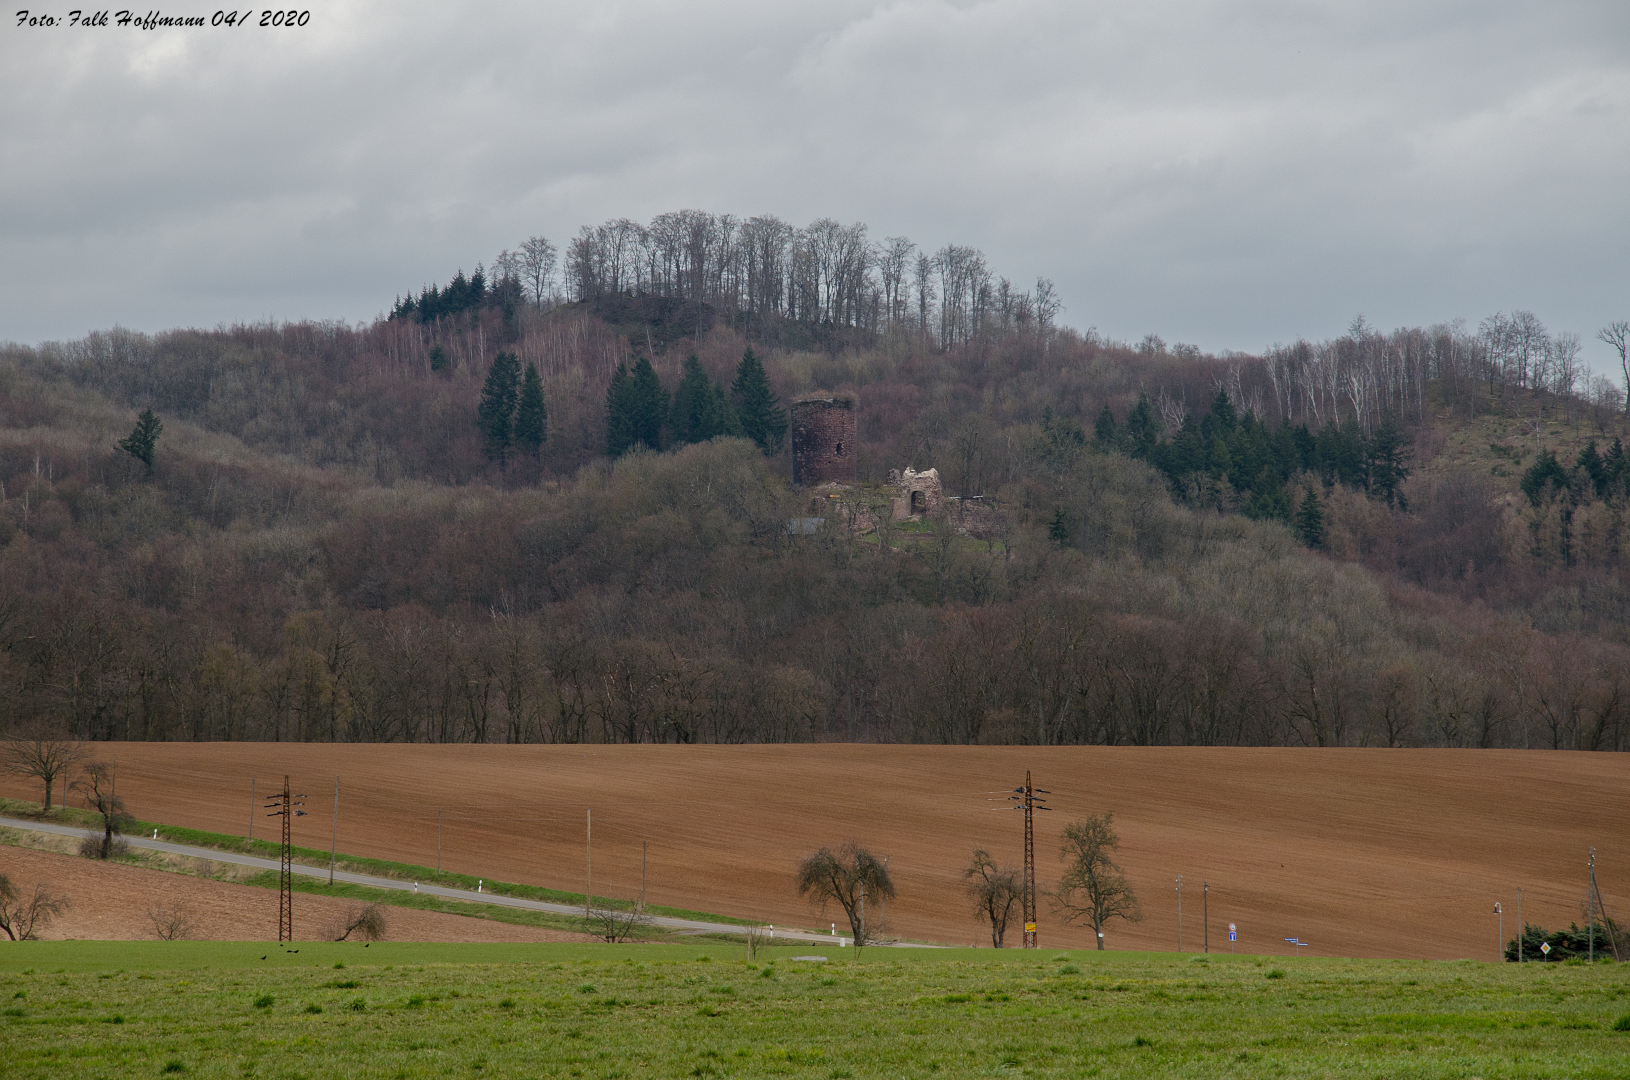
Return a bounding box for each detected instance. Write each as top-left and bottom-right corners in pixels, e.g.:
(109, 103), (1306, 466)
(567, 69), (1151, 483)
(0, 815), (915, 947)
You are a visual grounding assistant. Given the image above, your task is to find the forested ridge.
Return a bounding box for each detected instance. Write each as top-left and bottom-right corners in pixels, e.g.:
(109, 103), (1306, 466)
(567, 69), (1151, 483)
(4, 211), (1630, 751)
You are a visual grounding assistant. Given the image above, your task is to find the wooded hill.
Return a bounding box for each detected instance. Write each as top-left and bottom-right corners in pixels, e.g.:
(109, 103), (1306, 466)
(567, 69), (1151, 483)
(3, 233), (1629, 751)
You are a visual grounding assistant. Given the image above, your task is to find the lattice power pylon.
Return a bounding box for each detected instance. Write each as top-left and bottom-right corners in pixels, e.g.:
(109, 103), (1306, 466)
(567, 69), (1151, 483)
(1009, 770), (1050, 948)
(265, 775), (306, 941)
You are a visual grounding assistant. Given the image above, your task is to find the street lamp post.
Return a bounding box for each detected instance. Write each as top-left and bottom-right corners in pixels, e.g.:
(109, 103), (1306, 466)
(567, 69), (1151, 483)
(1493, 902), (1503, 963)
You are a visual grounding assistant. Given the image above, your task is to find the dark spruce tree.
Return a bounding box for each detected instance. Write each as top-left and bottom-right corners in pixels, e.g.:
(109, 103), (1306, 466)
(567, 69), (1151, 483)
(477, 352), (521, 465)
(605, 362), (636, 456)
(670, 356), (742, 445)
(1365, 415), (1411, 509)
(1124, 393), (1160, 458)
(1048, 507), (1070, 545)
(628, 356), (668, 451)
(514, 362), (548, 459)
(117, 409), (163, 475)
(1093, 404), (1120, 450)
(731, 349), (788, 455)
(1295, 488), (1325, 549)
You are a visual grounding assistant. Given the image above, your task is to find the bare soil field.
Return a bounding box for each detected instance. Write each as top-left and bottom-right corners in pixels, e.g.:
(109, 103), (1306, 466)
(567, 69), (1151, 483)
(2, 744), (1622, 959)
(0, 845), (591, 943)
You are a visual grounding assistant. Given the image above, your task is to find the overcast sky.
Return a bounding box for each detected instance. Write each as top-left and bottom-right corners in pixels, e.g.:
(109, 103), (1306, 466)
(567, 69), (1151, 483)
(2, 1), (1627, 366)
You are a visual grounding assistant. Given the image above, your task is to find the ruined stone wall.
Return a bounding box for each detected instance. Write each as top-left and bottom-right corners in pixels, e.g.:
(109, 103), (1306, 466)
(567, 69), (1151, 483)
(890, 466), (945, 519)
(791, 397), (857, 485)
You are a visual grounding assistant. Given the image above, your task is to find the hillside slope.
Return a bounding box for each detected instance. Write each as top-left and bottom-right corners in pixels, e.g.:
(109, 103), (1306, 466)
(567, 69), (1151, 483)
(2, 311), (1629, 750)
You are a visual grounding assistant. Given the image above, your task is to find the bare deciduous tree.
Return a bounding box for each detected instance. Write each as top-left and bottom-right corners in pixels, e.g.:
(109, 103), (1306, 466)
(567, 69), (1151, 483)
(519, 236), (558, 308)
(0, 872), (70, 940)
(586, 898), (649, 943)
(0, 726), (83, 811)
(743, 922), (772, 960)
(1600, 321), (1630, 414)
(147, 899), (197, 940)
(963, 849), (1021, 948)
(796, 840), (895, 950)
(71, 761), (133, 860)
(1051, 813), (1141, 950)
(326, 901), (388, 942)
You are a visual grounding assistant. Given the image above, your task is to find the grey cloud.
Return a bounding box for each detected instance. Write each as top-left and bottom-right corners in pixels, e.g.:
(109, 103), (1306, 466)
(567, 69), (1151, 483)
(0, 0), (1626, 367)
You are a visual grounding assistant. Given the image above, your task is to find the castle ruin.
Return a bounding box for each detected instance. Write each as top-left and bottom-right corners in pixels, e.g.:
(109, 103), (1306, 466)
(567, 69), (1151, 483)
(791, 396), (857, 486)
(890, 466), (944, 519)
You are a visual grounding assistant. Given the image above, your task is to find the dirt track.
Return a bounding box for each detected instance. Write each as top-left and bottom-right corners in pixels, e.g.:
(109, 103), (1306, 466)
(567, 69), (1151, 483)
(0, 846), (590, 943)
(2, 744), (1623, 959)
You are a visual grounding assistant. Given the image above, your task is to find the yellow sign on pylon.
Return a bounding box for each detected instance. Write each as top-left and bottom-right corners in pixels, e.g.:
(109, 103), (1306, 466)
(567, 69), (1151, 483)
(1025, 922), (1037, 932)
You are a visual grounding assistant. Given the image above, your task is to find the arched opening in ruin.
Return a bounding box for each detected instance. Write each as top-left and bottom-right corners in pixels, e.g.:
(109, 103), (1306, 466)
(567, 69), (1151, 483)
(911, 490), (925, 513)
(834, 442), (844, 456)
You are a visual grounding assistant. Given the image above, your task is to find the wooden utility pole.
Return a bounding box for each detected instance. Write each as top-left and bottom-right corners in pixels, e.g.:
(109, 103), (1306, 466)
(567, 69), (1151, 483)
(329, 776), (339, 886)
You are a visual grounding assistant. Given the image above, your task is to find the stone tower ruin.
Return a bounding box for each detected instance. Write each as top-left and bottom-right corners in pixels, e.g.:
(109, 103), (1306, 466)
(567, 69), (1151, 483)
(791, 396), (857, 486)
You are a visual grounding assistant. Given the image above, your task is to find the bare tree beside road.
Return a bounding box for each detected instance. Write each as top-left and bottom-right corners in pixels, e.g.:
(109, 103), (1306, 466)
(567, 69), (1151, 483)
(796, 841), (895, 950)
(1051, 813), (1142, 950)
(70, 761), (133, 860)
(964, 849), (1022, 948)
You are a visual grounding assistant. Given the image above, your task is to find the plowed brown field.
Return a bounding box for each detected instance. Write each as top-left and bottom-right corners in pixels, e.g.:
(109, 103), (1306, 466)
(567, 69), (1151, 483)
(2, 744), (1623, 959)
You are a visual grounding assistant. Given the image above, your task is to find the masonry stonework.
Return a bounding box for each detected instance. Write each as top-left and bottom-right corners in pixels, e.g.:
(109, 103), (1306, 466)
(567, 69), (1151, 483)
(890, 466), (945, 519)
(791, 397), (857, 486)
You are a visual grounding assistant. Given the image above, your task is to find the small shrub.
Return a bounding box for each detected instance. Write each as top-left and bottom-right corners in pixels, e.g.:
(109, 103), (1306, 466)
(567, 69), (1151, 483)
(303, 1003), (322, 1014)
(348, 997), (366, 1012)
(1266, 970), (1286, 979)
(162, 1060), (186, 1074)
(253, 995), (274, 1009)
(499, 998), (515, 1009)
(104, 1014), (124, 1024)
(1058, 964), (1081, 975)
(696, 1004), (720, 1017)
(1133, 1036), (1154, 1047)
(406, 995), (425, 1008)
(1614, 1014), (1630, 1032)
(577, 984), (596, 994)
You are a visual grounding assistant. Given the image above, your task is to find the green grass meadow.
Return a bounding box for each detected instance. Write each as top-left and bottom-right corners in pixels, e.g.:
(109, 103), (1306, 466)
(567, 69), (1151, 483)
(2, 943), (1628, 1079)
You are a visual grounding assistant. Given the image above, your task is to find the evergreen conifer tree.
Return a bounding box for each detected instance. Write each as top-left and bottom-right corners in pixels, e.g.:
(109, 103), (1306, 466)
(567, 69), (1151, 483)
(117, 409), (163, 475)
(1295, 488), (1325, 548)
(731, 349), (788, 455)
(670, 356), (742, 445)
(514, 362), (548, 458)
(1048, 507), (1070, 545)
(628, 356), (668, 451)
(477, 352), (521, 465)
(1124, 393), (1159, 458)
(606, 363), (635, 457)
(1365, 415), (1411, 509)
(1093, 404), (1120, 450)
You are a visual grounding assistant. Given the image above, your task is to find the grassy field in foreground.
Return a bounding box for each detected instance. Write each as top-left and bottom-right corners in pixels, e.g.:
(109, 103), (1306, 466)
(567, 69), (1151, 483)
(2, 944), (1629, 1079)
